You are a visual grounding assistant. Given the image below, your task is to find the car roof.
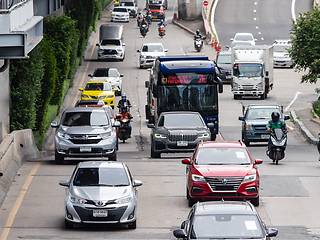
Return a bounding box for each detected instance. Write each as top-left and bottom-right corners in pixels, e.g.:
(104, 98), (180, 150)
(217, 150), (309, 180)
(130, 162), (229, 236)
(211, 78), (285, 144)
(78, 161), (125, 169)
(194, 201), (256, 215)
(235, 33), (254, 36)
(197, 141), (246, 149)
(217, 51), (231, 56)
(64, 107), (107, 113)
(247, 105), (281, 109)
(160, 111), (201, 116)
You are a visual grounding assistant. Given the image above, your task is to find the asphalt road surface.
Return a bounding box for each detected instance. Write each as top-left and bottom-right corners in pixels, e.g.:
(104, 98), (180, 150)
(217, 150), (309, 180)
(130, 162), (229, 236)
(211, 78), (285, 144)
(0, 0), (319, 239)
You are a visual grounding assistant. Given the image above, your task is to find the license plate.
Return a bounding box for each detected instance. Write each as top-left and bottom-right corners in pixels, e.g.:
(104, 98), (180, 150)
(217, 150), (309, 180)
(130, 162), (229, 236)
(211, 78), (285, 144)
(177, 141), (188, 146)
(261, 134), (269, 139)
(152, 16), (157, 18)
(80, 146), (92, 152)
(93, 210), (108, 217)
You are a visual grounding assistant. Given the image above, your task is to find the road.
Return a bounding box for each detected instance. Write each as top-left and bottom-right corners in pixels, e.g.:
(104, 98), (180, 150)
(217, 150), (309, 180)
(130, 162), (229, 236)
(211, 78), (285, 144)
(0, 0), (319, 239)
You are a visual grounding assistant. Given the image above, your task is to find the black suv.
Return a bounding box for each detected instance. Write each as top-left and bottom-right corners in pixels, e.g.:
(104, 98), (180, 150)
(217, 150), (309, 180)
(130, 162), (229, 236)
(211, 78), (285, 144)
(173, 201), (278, 240)
(214, 51), (232, 84)
(147, 112), (212, 158)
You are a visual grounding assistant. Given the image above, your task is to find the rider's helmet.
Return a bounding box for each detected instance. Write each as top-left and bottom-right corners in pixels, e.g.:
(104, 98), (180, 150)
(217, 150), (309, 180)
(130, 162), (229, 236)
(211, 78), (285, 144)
(196, 29), (200, 35)
(121, 93), (127, 101)
(271, 112), (280, 122)
(161, 19), (164, 23)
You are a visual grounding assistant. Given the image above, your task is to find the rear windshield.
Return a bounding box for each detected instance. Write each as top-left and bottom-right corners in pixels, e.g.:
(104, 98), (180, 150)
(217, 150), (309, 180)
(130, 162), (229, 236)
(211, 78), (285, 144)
(121, 2), (134, 6)
(149, 5), (161, 9)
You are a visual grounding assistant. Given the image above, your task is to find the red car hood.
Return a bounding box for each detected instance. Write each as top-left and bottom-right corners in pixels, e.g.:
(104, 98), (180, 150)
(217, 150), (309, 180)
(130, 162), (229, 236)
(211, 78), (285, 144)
(195, 165), (255, 177)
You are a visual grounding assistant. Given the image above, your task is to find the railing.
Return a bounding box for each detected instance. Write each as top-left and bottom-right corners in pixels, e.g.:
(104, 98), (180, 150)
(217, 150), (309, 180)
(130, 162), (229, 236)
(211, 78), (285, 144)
(0, 0), (26, 11)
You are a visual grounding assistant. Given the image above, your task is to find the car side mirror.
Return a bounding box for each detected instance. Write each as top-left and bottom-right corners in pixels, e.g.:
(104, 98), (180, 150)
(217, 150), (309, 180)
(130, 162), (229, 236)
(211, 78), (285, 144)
(284, 115), (290, 120)
(254, 38), (257, 42)
(88, 74), (93, 78)
(254, 159), (263, 165)
(59, 180), (69, 187)
(122, 43), (126, 46)
(238, 116), (244, 121)
(133, 180), (143, 187)
(266, 228), (278, 237)
(116, 114), (122, 120)
(79, 88), (84, 91)
(230, 38), (234, 41)
(137, 49), (140, 52)
(120, 74), (124, 77)
(165, 49), (168, 52)
(147, 123), (155, 128)
(173, 229), (187, 239)
(181, 158), (191, 165)
(51, 121), (59, 128)
(96, 43), (99, 46)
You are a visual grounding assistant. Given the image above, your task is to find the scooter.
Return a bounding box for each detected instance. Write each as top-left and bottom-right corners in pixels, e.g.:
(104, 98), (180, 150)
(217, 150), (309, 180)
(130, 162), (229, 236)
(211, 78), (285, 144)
(140, 24), (148, 37)
(158, 25), (165, 38)
(266, 128), (287, 165)
(194, 38), (203, 52)
(116, 104), (132, 143)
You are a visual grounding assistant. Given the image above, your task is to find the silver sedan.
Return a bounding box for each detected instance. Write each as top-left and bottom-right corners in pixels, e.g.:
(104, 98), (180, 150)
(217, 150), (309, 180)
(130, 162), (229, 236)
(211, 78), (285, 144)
(59, 161), (143, 229)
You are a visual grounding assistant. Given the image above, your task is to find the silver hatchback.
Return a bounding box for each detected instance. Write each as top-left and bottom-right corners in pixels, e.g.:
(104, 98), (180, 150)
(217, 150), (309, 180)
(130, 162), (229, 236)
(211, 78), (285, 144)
(59, 161), (143, 229)
(51, 107), (120, 164)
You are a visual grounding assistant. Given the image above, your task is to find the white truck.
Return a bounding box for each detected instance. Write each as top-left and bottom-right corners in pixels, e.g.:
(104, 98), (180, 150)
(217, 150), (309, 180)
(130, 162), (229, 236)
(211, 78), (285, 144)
(231, 45), (274, 100)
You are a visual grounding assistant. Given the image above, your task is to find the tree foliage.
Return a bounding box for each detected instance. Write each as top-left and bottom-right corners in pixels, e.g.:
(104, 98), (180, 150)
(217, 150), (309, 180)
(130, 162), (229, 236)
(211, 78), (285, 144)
(289, 7), (320, 83)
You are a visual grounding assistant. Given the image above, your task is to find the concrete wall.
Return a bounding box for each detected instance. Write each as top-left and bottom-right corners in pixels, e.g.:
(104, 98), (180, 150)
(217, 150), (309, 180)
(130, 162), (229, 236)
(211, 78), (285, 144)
(0, 60), (10, 134)
(178, 0), (202, 20)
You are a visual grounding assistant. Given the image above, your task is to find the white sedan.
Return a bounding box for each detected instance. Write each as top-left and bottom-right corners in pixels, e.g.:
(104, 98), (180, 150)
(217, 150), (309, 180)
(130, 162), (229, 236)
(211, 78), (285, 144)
(230, 33), (257, 46)
(88, 68), (123, 96)
(137, 43), (168, 68)
(110, 7), (129, 22)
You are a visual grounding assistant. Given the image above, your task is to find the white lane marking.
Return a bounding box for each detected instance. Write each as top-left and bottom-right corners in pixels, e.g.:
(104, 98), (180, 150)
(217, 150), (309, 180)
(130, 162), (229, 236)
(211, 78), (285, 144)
(285, 92), (301, 112)
(254, 17), (257, 21)
(256, 26), (259, 29)
(292, 0), (296, 22)
(254, 9), (256, 13)
(254, 2), (257, 5)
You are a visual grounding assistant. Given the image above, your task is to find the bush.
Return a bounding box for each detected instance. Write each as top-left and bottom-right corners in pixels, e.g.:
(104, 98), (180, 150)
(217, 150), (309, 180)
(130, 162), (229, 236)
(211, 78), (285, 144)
(312, 100), (320, 117)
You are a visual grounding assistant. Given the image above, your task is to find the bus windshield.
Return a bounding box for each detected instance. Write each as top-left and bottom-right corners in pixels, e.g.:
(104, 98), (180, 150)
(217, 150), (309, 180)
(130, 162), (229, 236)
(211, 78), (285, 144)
(158, 85), (218, 116)
(233, 63), (263, 78)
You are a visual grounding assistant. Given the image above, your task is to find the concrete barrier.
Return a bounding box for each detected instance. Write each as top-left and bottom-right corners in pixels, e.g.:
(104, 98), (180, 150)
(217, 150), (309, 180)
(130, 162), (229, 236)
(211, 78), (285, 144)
(0, 128), (41, 205)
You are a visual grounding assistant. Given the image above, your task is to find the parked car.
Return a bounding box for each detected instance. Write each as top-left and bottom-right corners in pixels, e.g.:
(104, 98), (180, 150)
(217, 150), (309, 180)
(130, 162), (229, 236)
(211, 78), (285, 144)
(273, 39), (293, 68)
(214, 51), (232, 83)
(59, 161), (143, 229)
(182, 141), (262, 207)
(79, 81), (116, 108)
(88, 68), (123, 96)
(147, 112), (212, 158)
(173, 201), (278, 240)
(51, 107), (120, 164)
(147, 4), (165, 20)
(110, 7), (130, 22)
(230, 33), (257, 46)
(238, 105), (290, 146)
(137, 43), (168, 68)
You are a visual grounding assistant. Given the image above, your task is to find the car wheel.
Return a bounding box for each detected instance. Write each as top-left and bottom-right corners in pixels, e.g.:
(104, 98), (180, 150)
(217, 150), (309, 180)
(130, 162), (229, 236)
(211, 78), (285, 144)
(151, 141), (161, 158)
(109, 151), (117, 161)
(145, 105), (150, 120)
(112, 105), (114, 109)
(65, 220), (73, 229)
(187, 188), (198, 207)
(260, 93), (265, 100)
(116, 139), (119, 151)
(128, 220), (136, 229)
(55, 150), (64, 165)
(250, 195), (260, 206)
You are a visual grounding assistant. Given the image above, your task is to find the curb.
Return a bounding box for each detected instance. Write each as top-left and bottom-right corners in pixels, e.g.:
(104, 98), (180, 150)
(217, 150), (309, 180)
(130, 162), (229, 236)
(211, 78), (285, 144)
(172, 19), (196, 35)
(290, 110), (318, 145)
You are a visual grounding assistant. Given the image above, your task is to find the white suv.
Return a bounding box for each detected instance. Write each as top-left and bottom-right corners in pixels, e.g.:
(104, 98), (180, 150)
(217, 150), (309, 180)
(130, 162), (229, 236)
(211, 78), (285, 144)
(137, 43), (168, 68)
(119, 1), (138, 17)
(273, 39), (293, 68)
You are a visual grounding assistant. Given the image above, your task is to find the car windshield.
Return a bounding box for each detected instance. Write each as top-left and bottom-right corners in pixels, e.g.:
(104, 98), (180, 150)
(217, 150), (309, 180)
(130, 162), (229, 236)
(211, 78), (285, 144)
(191, 214), (263, 239)
(233, 63), (262, 78)
(273, 45), (290, 53)
(158, 114), (204, 128)
(84, 82), (112, 91)
(246, 108), (281, 120)
(73, 167), (130, 186)
(101, 40), (121, 46)
(121, 2), (134, 6)
(234, 34), (253, 41)
(217, 55), (231, 64)
(230, 41), (251, 48)
(142, 44), (163, 52)
(114, 8), (127, 12)
(195, 147), (251, 165)
(149, 5), (161, 9)
(105, 108), (114, 120)
(62, 111), (110, 126)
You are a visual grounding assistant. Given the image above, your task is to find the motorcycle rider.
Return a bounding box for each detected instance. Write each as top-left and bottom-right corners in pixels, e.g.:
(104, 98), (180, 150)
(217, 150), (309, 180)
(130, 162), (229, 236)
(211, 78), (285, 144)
(137, 12), (143, 26)
(193, 30), (203, 48)
(266, 112), (290, 154)
(117, 93), (132, 138)
(158, 19), (166, 33)
(140, 16), (149, 32)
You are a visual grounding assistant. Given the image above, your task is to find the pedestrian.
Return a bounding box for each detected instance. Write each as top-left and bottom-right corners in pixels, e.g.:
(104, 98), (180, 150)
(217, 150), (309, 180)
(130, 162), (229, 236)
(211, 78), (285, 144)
(318, 131), (320, 161)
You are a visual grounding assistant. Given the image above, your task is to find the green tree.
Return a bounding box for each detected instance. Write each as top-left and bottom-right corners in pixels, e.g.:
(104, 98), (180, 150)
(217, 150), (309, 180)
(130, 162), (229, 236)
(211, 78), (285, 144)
(289, 7), (320, 83)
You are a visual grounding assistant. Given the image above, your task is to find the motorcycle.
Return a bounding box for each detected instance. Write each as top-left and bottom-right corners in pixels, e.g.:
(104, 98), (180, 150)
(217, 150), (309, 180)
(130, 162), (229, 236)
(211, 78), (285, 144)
(194, 38), (203, 52)
(140, 24), (148, 37)
(158, 25), (165, 38)
(146, 14), (152, 25)
(266, 128), (287, 165)
(137, 16), (143, 27)
(116, 103), (132, 143)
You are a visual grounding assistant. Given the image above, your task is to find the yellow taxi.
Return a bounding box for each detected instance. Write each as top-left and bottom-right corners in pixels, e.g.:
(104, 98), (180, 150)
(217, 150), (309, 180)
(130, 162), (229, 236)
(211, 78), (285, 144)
(79, 81), (116, 108)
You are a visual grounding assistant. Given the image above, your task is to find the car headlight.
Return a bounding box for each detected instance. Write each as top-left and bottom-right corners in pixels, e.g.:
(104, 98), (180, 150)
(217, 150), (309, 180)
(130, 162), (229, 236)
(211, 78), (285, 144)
(233, 82), (239, 90)
(107, 95), (114, 99)
(98, 96), (106, 99)
(97, 49), (104, 54)
(257, 82), (263, 91)
(271, 136), (286, 146)
(57, 131), (71, 140)
(141, 55), (147, 59)
(114, 194), (133, 204)
(100, 131), (113, 139)
(82, 94), (89, 98)
(117, 49), (123, 52)
(243, 173), (256, 183)
(192, 174), (207, 183)
(198, 133), (210, 139)
(69, 194), (87, 204)
(246, 124), (253, 131)
(155, 133), (167, 138)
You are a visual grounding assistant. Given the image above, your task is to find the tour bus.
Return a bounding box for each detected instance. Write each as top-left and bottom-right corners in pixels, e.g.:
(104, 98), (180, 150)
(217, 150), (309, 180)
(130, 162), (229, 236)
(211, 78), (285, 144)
(145, 56), (223, 140)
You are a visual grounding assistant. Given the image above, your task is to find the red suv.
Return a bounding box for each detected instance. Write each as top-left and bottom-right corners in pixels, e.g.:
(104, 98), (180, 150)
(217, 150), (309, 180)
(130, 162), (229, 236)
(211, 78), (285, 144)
(182, 141), (262, 207)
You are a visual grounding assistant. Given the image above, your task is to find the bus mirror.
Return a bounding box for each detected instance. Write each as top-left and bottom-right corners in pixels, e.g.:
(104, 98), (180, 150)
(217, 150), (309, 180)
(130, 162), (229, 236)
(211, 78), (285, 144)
(218, 77), (223, 93)
(145, 81), (150, 88)
(152, 83), (158, 98)
(266, 71), (269, 77)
